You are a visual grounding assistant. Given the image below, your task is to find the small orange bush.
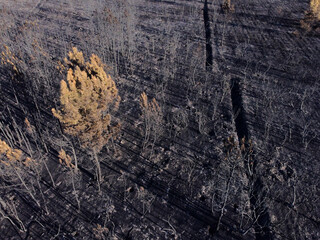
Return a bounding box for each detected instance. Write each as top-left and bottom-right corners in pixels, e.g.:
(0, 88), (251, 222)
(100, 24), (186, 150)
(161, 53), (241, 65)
(52, 47), (120, 152)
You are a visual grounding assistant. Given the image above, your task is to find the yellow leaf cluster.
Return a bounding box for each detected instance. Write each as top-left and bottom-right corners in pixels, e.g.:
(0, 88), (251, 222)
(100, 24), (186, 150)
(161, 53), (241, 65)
(31, 39), (49, 58)
(140, 92), (148, 110)
(56, 60), (65, 74)
(223, 135), (237, 158)
(139, 92), (161, 114)
(18, 20), (38, 32)
(103, 7), (119, 25)
(64, 47), (85, 67)
(1, 45), (22, 74)
(311, 0), (320, 20)
(224, 0), (231, 6)
(52, 47), (121, 151)
(139, 92), (163, 143)
(0, 140), (22, 165)
(24, 118), (34, 134)
(222, 0), (234, 13)
(93, 224), (109, 240)
(0, 139), (33, 167)
(58, 149), (74, 169)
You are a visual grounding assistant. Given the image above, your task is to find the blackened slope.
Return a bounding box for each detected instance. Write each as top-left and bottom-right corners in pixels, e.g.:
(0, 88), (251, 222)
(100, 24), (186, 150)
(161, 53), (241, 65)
(230, 78), (248, 141)
(251, 178), (273, 240)
(230, 78), (272, 240)
(203, 0), (213, 69)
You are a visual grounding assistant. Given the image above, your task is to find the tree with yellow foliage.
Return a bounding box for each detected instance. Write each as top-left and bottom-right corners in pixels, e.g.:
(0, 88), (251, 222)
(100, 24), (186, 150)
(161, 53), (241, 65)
(0, 139), (38, 205)
(1, 45), (22, 76)
(222, 0), (234, 13)
(139, 92), (163, 155)
(52, 47), (121, 188)
(311, 0), (320, 20)
(301, 0), (320, 31)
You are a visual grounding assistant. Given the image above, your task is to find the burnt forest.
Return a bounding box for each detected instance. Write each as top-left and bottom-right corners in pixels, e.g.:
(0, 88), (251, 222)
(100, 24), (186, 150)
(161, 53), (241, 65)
(0, 0), (319, 239)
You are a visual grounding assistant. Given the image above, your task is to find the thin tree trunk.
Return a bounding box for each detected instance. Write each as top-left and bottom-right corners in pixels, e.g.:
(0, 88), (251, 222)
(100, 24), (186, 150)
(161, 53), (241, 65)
(92, 148), (101, 192)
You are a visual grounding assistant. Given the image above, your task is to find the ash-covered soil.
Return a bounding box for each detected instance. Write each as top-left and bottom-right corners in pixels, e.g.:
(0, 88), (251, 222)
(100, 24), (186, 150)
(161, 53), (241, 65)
(0, 0), (319, 239)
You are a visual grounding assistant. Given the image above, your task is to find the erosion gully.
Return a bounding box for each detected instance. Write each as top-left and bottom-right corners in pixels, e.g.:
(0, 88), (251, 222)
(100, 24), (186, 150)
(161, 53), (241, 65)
(203, 1), (272, 239)
(230, 78), (272, 240)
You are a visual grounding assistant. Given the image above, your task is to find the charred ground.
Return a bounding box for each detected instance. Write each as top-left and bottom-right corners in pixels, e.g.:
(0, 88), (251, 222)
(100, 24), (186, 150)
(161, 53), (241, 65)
(0, 0), (319, 239)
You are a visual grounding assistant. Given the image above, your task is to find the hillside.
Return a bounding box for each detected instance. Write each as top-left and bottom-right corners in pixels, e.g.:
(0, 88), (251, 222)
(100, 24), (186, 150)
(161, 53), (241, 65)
(0, 0), (319, 239)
